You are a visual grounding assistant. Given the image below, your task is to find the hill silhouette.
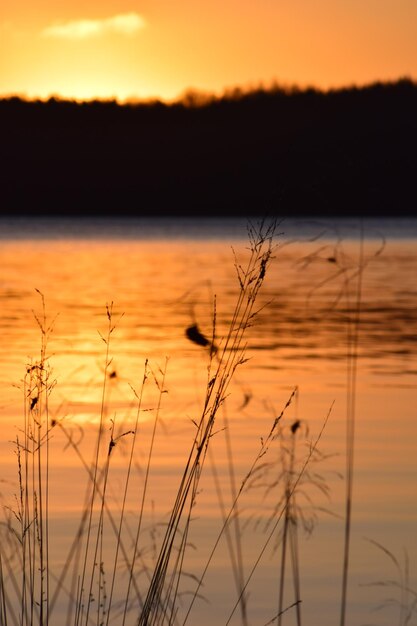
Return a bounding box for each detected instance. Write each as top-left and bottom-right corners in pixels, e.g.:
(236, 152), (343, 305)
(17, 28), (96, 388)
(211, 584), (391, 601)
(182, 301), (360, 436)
(1, 80), (416, 217)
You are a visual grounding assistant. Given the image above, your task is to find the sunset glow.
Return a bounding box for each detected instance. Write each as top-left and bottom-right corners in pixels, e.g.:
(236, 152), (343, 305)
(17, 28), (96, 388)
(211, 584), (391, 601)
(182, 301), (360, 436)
(1, 1), (417, 102)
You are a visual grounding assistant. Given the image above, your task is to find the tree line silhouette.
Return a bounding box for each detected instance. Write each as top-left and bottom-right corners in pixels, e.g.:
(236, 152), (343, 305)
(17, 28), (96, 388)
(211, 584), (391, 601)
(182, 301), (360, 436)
(1, 79), (416, 217)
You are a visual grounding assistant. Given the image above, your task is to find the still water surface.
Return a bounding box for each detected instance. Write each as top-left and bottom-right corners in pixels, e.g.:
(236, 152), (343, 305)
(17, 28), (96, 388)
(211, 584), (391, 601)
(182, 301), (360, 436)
(0, 217), (416, 626)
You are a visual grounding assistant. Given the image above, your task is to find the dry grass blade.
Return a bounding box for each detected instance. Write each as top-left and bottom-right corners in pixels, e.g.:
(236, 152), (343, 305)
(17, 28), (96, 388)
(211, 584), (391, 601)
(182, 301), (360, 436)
(138, 220), (277, 626)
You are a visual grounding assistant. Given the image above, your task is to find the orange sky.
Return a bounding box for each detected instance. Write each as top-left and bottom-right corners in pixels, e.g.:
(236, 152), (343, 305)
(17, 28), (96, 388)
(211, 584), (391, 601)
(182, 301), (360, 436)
(1, 0), (417, 102)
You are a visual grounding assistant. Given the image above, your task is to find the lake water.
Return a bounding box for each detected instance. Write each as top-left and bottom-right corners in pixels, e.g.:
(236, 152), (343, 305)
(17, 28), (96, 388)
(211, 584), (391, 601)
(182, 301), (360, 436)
(0, 216), (416, 626)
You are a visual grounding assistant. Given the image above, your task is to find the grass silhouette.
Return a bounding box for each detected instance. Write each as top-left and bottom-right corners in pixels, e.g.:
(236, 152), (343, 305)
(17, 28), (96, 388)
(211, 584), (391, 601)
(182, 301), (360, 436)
(1, 220), (411, 626)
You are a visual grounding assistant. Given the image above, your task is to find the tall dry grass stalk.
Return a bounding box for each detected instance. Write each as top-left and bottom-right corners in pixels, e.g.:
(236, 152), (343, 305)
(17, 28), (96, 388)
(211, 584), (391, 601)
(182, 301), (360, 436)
(0, 290), (57, 626)
(300, 222), (386, 626)
(137, 220), (278, 625)
(339, 223), (366, 626)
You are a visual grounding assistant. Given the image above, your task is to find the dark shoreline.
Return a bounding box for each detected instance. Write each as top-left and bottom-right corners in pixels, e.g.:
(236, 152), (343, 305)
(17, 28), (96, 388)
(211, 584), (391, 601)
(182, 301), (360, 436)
(1, 79), (416, 218)
(1, 215), (416, 242)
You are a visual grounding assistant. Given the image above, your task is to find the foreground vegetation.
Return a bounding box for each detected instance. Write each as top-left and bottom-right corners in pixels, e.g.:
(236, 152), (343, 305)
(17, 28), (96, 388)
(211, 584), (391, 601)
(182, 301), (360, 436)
(0, 222), (415, 626)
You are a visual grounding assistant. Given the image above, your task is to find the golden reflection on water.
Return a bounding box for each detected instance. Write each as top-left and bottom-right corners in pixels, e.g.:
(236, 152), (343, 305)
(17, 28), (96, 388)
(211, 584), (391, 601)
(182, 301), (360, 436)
(0, 233), (416, 625)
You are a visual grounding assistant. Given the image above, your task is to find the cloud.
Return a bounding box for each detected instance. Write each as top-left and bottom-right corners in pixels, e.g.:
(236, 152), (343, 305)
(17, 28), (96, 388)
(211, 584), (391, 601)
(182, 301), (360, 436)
(41, 12), (146, 40)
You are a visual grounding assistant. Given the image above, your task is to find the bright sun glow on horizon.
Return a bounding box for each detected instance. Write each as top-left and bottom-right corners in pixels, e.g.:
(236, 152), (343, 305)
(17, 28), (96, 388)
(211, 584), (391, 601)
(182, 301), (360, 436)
(1, 1), (417, 102)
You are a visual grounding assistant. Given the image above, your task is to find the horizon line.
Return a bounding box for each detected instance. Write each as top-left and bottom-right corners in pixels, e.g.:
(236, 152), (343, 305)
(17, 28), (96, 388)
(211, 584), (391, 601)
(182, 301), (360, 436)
(0, 75), (415, 107)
